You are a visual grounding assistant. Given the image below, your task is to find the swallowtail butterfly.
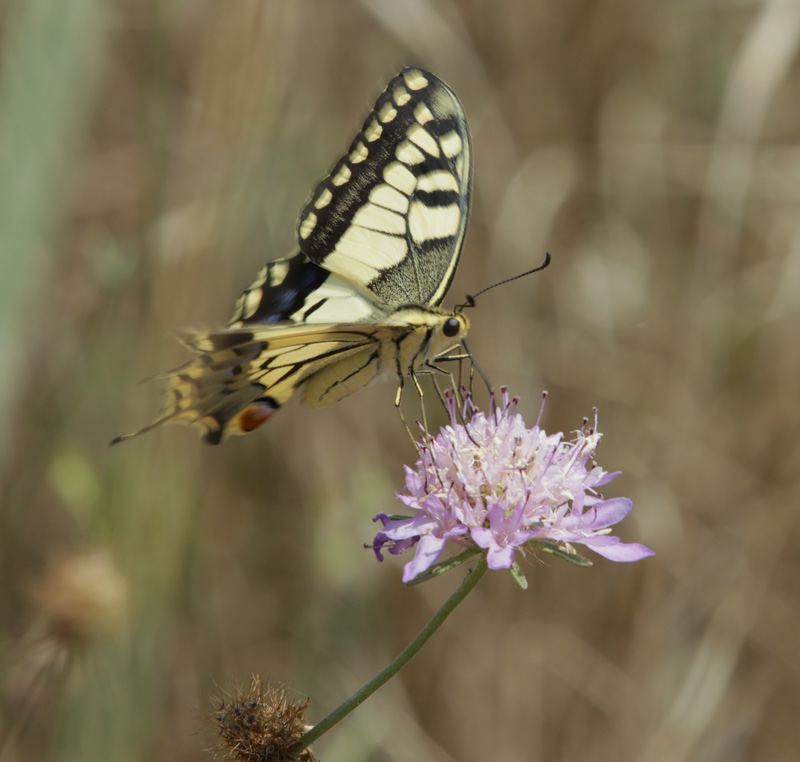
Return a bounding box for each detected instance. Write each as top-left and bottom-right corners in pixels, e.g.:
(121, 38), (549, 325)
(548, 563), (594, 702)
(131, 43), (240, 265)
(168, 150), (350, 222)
(114, 67), (472, 445)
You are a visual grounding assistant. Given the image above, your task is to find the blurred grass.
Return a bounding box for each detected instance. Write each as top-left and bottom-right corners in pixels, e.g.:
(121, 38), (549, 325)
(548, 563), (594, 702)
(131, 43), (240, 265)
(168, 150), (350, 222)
(1, 1), (799, 761)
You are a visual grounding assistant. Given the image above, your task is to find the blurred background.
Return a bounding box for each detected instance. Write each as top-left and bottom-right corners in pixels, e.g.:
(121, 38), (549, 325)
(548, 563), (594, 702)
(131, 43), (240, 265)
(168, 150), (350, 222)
(1, 1), (799, 760)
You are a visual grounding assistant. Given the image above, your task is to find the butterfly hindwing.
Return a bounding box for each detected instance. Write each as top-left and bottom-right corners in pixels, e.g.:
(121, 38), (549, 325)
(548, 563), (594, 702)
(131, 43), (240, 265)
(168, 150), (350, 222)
(137, 324), (385, 443)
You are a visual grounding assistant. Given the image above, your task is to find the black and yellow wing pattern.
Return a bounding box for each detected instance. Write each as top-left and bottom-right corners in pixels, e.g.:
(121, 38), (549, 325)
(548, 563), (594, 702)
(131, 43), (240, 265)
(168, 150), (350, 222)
(115, 67), (472, 445)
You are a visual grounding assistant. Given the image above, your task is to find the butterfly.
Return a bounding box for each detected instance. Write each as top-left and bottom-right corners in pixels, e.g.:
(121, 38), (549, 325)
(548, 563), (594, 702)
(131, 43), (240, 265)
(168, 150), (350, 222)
(113, 67), (472, 445)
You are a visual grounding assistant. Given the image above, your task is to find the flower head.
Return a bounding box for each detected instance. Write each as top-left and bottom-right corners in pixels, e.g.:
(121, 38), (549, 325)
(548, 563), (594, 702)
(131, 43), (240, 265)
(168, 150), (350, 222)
(211, 676), (315, 762)
(373, 389), (654, 584)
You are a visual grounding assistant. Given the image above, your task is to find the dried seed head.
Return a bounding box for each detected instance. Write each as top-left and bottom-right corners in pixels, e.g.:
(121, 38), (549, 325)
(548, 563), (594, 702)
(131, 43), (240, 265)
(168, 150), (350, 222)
(211, 676), (315, 762)
(32, 550), (128, 649)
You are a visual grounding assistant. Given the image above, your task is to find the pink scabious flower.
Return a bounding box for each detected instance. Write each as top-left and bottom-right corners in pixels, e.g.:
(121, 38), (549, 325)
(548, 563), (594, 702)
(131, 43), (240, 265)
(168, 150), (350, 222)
(373, 389), (654, 584)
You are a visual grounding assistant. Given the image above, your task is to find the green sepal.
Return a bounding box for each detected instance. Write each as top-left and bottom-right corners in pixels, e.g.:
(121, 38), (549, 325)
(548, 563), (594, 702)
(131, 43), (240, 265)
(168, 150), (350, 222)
(509, 561), (528, 589)
(531, 540), (593, 567)
(406, 547), (482, 586)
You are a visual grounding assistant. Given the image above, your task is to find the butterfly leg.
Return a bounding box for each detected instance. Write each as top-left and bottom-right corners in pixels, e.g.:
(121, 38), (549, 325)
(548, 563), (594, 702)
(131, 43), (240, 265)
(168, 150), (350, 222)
(424, 355), (464, 411)
(409, 368), (434, 440)
(424, 361), (453, 416)
(394, 373), (404, 408)
(394, 375), (423, 451)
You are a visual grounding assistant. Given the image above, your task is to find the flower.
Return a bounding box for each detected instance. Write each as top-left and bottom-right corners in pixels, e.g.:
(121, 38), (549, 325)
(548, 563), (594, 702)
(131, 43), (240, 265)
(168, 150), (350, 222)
(373, 389), (654, 583)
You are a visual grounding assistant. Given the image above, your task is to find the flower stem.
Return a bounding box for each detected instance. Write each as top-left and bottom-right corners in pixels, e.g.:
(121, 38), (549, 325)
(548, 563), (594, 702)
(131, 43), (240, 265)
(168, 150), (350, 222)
(292, 558), (488, 753)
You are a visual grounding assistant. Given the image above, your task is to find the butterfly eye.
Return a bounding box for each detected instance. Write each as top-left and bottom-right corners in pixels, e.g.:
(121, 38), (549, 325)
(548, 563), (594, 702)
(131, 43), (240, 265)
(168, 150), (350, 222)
(443, 317), (461, 337)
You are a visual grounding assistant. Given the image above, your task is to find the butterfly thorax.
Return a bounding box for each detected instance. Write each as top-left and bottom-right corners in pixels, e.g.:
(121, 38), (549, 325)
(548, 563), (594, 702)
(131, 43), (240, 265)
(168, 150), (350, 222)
(298, 306), (468, 410)
(381, 306), (469, 376)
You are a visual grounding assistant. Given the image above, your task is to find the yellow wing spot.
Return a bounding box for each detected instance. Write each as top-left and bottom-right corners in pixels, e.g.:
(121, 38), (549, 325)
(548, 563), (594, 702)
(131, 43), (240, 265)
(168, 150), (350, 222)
(299, 212), (317, 239)
(269, 260), (289, 286)
(408, 123), (440, 157)
(185, 364), (209, 380)
(349, 141), (368, 164)
(332, 163), (351, 186)
(315, 187), (333, 209)
(353, 204), (406, 234)
(440, 130), (463, 159)
(395, 139), (426, 165)
(327, 227), (407, 282)
(364, 118), (383, 142)
(231, 295), (245, 320)
(242, 287), (263, 319)
(383, 162), (416, 195)
(393, 86), (411, 106)
(252, 265), (269, 289)
(370, 184), (409, 214)
(409, 201), (461, 242)
(379, 102), (398, 123)
(414, 102), (434, 125)
(455, 155), (465, 179)
(403, 69), (429, 91)
(417, 169), (459, 193)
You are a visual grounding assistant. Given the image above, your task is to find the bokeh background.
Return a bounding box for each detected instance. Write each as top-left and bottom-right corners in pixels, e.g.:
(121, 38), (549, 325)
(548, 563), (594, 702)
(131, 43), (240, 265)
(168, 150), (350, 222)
(1, 1), (799, 760)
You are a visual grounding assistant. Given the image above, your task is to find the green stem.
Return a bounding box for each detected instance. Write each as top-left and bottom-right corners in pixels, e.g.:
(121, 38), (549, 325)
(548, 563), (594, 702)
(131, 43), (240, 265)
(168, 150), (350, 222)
(292, 558), (488, 753)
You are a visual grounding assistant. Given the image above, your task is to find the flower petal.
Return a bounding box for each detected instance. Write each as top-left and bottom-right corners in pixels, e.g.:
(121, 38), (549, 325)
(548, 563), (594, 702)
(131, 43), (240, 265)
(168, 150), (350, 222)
(582, 535), (655, 562)
(586, 497), (633, 529)
(402, 533), (447, 582)
(486, 544), (515, 569)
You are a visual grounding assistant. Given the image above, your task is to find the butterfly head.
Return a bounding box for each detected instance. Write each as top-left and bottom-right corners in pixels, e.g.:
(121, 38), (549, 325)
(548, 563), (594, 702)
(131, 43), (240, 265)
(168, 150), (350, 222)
(426, 310), (470, 363)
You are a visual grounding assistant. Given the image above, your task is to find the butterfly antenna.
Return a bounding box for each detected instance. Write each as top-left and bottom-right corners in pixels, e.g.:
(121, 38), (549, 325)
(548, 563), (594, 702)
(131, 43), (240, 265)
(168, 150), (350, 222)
(457, 251), (552, 311)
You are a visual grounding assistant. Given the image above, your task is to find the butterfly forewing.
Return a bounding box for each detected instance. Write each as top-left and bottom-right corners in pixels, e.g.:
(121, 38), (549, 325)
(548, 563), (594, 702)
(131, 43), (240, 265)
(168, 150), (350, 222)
(296, 67), (472, 308)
